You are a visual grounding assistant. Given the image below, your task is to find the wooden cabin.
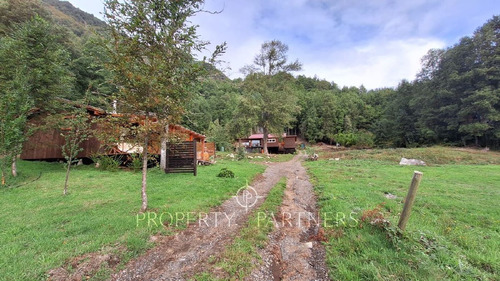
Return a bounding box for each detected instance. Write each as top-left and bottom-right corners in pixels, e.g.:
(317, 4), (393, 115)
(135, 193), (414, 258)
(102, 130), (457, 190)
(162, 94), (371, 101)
(238, 133), (297, 154)
(20, 104), (109, 161)
(20, 105), (214, 163)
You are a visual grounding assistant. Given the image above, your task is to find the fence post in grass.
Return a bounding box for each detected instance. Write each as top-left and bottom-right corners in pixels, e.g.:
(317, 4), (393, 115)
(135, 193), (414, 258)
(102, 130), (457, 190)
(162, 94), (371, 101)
(398, 171), (423, 232)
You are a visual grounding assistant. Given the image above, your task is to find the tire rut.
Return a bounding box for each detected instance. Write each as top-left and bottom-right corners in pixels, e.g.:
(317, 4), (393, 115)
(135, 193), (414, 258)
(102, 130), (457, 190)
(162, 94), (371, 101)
(111, 156), (303, 281)
(249, 154), (329, 281)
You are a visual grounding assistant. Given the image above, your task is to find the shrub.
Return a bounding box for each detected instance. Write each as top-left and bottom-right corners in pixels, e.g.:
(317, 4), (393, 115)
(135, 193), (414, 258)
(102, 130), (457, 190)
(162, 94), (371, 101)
(334, 132), (357, 147)
(128, 154), (142, 172)
(236, 146), (246, 161)
(92, 155), (121, 172)
(334, 131), (375, 148)
(217, 168), (235, 178)
(354, 130), (375, 148)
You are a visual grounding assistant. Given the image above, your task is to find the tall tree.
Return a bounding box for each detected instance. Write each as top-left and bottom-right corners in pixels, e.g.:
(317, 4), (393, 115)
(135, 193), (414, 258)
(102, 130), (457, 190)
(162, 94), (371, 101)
(458, 16), (500, 146)
(104, 0), (223, 212)
(241, 40), (302, 154)
(240, 72), (300, 154)
(0, 15), (73, 183)
(252, 40), (302, 75)
(71, 35), (116, 104)
(11, 16), (74, 109)
(0, 41), (31, 184)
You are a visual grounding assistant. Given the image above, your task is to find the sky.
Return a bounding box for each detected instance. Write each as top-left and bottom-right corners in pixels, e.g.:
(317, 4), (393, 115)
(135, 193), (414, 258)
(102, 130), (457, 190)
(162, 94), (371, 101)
(67, 0), (499, 89)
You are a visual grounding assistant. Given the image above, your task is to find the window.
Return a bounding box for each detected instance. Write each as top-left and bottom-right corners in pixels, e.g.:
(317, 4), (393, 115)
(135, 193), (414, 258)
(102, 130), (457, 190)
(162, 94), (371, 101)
(268, 139), (276, 143)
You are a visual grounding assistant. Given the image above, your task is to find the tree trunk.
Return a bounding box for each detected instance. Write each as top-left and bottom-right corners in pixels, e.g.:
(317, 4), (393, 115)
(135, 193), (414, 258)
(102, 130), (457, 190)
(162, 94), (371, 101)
(475, 136), (479, 147)
(160, 124), (168, 171)
(11, 156), (17, 177)
(63, 157), (71, 195)
(1, 170), (5, 185)
(141, 138), (149, 213)
(262, 127), (269, 155)
(141, 118), (149, 213)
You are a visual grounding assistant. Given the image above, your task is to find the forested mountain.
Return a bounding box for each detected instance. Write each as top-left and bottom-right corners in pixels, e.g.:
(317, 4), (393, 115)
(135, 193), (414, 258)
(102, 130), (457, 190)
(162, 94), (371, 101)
(0, 0), (113, 112)
(0, 0), (104, 37)
(41, 0), (105, 36)
(42, 0), (105, 26)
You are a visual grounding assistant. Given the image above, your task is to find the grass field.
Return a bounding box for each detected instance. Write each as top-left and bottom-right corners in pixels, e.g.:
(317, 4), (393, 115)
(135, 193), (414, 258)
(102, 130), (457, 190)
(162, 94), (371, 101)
(0, 158), (265, 280)
(305, 147), (500, 280)
(317, 146), (500, 165)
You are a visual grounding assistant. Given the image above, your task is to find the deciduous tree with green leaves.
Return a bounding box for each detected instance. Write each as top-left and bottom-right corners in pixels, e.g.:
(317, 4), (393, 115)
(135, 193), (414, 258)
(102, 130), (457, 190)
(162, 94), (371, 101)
(53, 98), (92, 195)
(0, 15), (73, 184)
(0, 65), (30, 185)
(104, 0), (223, 212)
(240, 40), (301, 154)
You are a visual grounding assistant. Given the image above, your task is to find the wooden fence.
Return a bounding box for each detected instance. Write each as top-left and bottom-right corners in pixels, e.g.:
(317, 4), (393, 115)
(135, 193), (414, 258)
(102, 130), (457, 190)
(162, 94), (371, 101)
(165, 141), (197, 176)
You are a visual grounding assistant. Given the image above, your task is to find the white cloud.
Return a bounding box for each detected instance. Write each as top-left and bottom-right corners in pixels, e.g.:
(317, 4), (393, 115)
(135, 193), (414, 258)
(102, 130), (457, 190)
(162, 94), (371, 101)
(67, 0), (499, 89)
(190, 0), (455, 88)
(301, 38), (446, 89)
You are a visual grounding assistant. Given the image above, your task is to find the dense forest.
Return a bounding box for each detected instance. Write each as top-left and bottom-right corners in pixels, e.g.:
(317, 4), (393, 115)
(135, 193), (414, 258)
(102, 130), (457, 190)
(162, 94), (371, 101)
(0, 0), (499, 152)
(185, 15), (500, 149)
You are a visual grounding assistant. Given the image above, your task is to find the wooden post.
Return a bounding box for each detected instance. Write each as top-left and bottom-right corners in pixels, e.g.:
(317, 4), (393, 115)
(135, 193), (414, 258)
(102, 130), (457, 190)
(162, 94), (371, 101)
(164, 143), (169, 173)
(193, 140), (197, 176)
(398, 171), (423, 231)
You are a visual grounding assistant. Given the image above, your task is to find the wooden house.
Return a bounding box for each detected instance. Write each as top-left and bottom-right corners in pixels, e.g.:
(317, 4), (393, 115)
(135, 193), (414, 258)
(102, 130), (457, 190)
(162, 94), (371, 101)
(238, 133), (297, 154)
(20, 104), (109, 161)
(20, 104), (214, 163)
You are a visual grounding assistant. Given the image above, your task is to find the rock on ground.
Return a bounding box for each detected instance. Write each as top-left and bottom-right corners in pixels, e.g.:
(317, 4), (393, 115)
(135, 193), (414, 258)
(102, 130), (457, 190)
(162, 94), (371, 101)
(399, 157), (426, 166)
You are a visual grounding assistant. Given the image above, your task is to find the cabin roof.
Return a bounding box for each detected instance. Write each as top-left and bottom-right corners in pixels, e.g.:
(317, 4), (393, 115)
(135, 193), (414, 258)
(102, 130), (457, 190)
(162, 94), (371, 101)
(247, 133), (291, 139)
(169, 124), (206, 139)
(56, 98), (205, 139)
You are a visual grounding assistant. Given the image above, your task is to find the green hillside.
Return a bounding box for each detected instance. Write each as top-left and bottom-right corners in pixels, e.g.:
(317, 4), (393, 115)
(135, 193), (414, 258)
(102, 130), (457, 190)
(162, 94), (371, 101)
(41, 0), (105, 36)
(0, 0), (105, 37)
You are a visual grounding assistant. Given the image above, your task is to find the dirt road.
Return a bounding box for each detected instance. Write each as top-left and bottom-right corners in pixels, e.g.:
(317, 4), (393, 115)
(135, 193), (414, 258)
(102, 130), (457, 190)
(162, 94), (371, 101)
(112, 154), (328, 280)
(249, 155), (329, 281)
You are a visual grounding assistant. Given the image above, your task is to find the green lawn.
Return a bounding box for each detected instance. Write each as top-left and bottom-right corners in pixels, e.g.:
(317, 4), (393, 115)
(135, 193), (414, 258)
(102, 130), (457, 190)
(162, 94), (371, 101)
(319, 146), (500, 165)
(0, 159), (264, 280)
(305, 148), (500, 280)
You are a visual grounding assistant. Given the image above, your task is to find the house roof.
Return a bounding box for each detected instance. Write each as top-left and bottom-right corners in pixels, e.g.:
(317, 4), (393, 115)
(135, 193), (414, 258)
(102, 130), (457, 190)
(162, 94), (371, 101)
(169, 124), (206, 139)
(55, 98), (205, 139)
(247, 133), (286, 139)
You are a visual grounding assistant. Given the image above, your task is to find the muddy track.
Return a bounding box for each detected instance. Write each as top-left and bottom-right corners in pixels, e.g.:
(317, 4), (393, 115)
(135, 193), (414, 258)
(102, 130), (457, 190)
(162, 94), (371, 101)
(249, 154), (329, 281)
(111, 156), (311, 281)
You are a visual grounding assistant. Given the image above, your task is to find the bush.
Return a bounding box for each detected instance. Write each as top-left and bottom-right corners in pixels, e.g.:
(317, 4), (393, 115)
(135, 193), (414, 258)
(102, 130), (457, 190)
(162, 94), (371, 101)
(236, 146), (246, 161)
(217, 168), (235, 178)
(128, 154), (142, 172)
(334, 132), (357, 147)
(334, 131), (375, 148)
(92, 155), (121, 172)
(354, 130), (375, 148)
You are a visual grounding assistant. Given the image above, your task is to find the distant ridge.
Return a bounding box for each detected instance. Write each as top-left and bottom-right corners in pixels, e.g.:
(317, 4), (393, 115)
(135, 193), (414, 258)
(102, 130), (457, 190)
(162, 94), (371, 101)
(41, 0), (105, 36)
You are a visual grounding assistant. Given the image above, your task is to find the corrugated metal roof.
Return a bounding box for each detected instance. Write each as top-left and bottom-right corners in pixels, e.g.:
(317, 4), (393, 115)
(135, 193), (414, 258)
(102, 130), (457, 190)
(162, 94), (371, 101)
(248, 133), (286, 139)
